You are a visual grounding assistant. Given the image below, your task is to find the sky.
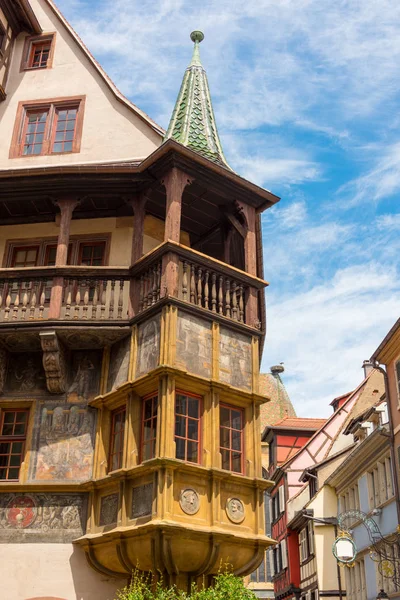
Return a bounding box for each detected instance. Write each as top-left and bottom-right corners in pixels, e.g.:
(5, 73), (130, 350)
(56, 0), (400, 417)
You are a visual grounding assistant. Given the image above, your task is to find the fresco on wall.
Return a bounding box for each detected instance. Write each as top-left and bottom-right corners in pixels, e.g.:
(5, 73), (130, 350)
(67, 350), (102, 403)
(176, 312), (212, 378)
(33, 405), (95, 481)
(107, 336), (130, 392)
(5, 352), (47, 394)
(136, 316), (160, 378)
(0, 493), (86, 542)
(219, 327), (252, 391)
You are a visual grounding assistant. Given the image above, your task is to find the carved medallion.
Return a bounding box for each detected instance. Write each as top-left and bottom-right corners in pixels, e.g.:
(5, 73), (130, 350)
(99, 493), (118, 526)
(226, 497), (245, 524)
(179, 488), (200, 515)
(131, 483), (153, 519)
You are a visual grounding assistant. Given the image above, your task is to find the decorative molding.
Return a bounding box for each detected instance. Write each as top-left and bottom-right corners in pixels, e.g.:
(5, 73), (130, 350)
(40, 331), (67, 394)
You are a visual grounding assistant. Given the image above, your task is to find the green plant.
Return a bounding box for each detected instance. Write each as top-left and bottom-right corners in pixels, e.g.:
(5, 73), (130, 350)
(115, 569), (257, 600)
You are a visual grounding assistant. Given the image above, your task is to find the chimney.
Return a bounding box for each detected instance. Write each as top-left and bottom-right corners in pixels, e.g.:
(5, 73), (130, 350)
(362, 359), (374, 378)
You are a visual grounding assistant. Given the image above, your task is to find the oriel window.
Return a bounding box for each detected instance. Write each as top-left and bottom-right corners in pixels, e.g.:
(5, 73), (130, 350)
(0, 409), (29, 481)
(109, 407), (126, 472)
(220, 404), (244, 474)
(175, 392), (201, 464)
(141, 394), (158, 461)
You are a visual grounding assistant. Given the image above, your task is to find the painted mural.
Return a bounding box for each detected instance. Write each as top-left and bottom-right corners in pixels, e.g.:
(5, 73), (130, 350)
(176, 312), (212, 378)
(67, 350), (102, 403)
(107, 335), (130, 392)
(33, 405), (95, 481)
(5, 352), (47, 394)
(0, 493), (86, 542)
(219, 327), (252, 390)
(136, 316), (160, 378)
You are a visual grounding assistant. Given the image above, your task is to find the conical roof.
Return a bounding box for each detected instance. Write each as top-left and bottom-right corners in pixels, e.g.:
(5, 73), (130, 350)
(164, 31), (230, 168)
(259, 365), (297, 430)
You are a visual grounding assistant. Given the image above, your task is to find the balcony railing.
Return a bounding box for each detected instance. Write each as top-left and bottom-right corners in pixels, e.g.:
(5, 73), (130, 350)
(0, 243), (267, 328)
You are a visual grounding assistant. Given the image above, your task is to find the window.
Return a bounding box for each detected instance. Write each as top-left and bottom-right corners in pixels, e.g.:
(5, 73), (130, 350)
(10, 96), (85, 158)
(78, 242), (106, 266)
(21, 34), (55, 70)
(346, 558), (366, 600)
(141, 394), (158, 461)
(109, 406), (126, 472)
(11, 246), (39, 267)
(0, 409), (29, 480)
(269, 540), (287, 576)
(299, 522), (314, 563)
(368, 457), (394, 509)
(220, 404), (244, 473)
(175, 392), (201, 463)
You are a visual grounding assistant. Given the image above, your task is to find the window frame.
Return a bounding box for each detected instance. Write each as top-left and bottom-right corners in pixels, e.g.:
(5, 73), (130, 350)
(174, 390), (202, 465)
(0, 408), (30, 481)
(219, 402), (244, 474)
(10, 96), (86, 159)
(20, 33), (56, 71)
(141, 392), (158, 462)
(108, 405), (127, 473)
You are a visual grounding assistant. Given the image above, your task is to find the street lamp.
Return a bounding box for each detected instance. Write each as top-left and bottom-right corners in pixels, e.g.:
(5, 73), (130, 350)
(377, 590), (389, 599)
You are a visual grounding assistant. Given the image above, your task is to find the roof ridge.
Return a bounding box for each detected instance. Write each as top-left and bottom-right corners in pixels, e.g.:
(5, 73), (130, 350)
(42, 0), (164, 136)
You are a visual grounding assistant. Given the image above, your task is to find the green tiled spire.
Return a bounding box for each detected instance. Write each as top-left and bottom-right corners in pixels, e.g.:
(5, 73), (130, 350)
(164, 31), (230, 168)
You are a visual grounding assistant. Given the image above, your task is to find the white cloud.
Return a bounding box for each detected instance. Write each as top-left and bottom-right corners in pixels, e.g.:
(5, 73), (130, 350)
(377, 213), (400, 230)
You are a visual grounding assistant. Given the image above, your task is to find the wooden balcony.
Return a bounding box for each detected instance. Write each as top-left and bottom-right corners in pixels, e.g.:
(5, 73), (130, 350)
(0, 243), (267, 331)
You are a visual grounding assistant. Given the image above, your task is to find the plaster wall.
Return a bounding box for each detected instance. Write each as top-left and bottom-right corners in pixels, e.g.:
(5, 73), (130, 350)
(309, 486), (340, 592)
(286, 484), (309, 523)
(0, 543), (123, 600)
(0, 0), (162, 169)
(352, 499), (397, 552)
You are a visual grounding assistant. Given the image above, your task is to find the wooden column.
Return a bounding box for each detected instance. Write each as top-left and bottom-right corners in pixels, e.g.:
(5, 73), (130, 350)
(49, 198), (79, 319)
(239, 203), (258, 327)
(161, 168), (192, 298)
(128, 194), (147, 317)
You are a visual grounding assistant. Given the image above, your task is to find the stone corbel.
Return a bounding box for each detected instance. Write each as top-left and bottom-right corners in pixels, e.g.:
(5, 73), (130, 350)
(40, 331), (67, 394)
(0, 346), (8, 395)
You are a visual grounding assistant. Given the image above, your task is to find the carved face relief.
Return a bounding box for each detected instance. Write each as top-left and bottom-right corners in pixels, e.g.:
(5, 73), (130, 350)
(179, 488), (200, 515)
(226, 497), (245, 523)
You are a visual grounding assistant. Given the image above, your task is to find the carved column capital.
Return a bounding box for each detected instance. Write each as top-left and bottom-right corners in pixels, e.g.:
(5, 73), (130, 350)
(40, 331), (67, 394)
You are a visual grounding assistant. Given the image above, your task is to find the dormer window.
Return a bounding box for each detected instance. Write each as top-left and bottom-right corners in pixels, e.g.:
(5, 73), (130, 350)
(21, 33), (55, 70)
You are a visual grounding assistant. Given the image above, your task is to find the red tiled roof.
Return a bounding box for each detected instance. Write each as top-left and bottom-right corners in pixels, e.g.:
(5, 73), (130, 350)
(272, 416), (327, 430)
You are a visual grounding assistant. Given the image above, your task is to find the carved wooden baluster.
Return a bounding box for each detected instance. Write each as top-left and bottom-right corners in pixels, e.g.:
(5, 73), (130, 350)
(109, 279), (116, 319)
(218, 275), (224, 314)
(156, 263), (161, 301)
(142, 273), (148, 310)
(4, 284), (11, 321)
(211, 272), (217, 312)
(239, 284), (244, 323)
(91, 280), (99, 319)
(190, 264), (196, 304)
(182, 261), (188, 301)
(12, 283), (20, 320)
(74, 280), (81, 319)
(100, 281), (107, 319)
(81, 280), (89, 319)
(21, 285), (29, 320)
(151, 266), (157, 305)
(118, 279), (124, 318)
(29, 281), (37, 320)
(139, 275), (144, 313)
(225, 279), (231, 319)
(197, 267), (203, 306)
(204, 270), (210, 310)
(231, 281), (238, 320)
(65, 279), (72, 319)
(147, 269), (153, 307)
(39, 281), (45, 320)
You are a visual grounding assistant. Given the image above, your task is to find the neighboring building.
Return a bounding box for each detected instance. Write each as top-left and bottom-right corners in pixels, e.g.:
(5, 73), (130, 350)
(0, 3), (279, 598)
(263, 416), (326, 599)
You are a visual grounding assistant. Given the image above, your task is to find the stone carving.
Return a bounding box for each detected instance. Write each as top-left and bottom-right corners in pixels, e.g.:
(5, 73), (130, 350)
(0, 347), (7, 394)
(40, 331), (67, 394)
(219, 327), (252, 390)
(176, 312), (212, 378)
(136, 316), (160, 377)
(0, 493), (85, 542)
(6, 353), (46, 394)
(34, 405), (95, 481)
(67, 350), (101, 403)
(226, 497), (245, 524)
(107, 335), (130, 392)
(179, 488), (200, 515)
(99, 493), (119, 526)
(131, 483), (153, 519)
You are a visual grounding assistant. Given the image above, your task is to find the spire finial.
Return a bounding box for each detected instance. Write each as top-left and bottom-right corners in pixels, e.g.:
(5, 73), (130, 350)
(190, 31), (204, 67)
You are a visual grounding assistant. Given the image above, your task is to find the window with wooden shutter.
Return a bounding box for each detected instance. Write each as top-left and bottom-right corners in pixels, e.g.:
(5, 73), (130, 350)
(299, 527), (307, 563)
(278, 485), (285, 514)
(268, 549), (275, 578)
(281, 538), (287, 569)
(385, 456), (394, 498)
(308, 521), (314, 555)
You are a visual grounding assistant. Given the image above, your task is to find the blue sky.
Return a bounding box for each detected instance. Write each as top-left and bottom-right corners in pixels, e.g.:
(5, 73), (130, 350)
(56, 0), (400, 417)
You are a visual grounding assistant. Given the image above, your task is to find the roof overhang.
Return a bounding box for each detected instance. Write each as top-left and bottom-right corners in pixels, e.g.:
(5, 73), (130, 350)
(0, 0), (42, 35)
(371, 318), (400, 365)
